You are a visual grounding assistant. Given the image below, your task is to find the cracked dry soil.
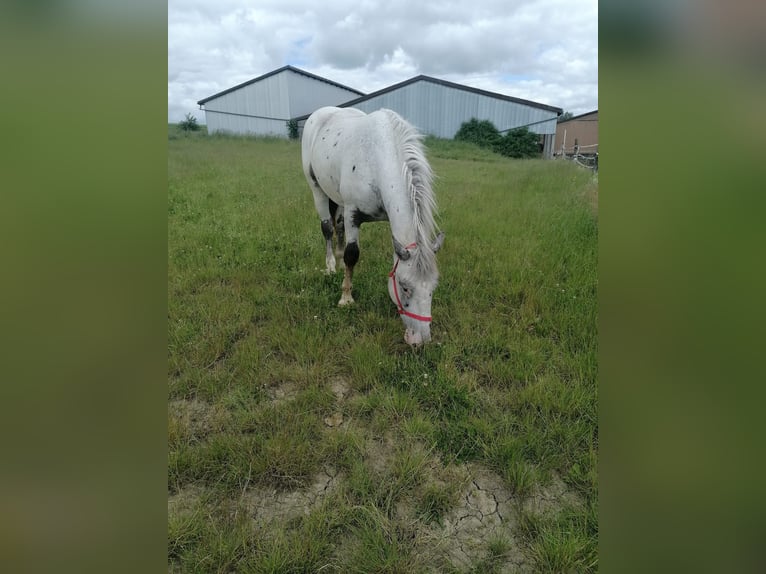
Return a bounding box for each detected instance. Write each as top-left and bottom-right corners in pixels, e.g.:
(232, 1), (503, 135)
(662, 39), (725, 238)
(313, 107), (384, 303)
(169, 378), (582, 572)
(437, 465), (529, 572)
(244, 465), (342, 524)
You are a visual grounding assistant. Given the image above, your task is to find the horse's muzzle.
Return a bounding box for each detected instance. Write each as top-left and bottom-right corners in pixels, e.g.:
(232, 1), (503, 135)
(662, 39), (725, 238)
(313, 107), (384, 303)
(404, 328), (430, 346)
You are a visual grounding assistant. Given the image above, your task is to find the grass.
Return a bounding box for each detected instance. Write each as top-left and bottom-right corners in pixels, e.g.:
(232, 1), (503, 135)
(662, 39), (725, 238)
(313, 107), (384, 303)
(168, 126), (598, 572)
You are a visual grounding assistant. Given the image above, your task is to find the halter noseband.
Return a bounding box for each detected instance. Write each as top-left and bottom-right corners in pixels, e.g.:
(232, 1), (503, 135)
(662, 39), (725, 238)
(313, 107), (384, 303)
(388, 242), (432, 323)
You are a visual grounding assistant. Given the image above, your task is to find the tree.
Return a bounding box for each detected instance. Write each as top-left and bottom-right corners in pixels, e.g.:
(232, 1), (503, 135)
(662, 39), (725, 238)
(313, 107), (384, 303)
(557, 111), (573, 123)
(180, 113), (200, 131)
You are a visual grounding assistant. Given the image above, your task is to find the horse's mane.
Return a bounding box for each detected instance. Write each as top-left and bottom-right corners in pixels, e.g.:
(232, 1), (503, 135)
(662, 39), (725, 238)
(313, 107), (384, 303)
(382, 109), (439, 275)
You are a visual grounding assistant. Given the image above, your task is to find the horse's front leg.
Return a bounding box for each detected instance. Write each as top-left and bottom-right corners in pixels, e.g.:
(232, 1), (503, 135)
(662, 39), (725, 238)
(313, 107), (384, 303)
(338, 213), (360, 306)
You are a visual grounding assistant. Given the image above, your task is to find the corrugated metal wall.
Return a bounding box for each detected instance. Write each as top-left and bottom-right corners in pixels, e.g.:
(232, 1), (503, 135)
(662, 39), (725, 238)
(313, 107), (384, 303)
(203, 70), (361, 137)
(287, 73), (360, 119)
(346, 81), (559, 139)
(205, 72), (291, 136)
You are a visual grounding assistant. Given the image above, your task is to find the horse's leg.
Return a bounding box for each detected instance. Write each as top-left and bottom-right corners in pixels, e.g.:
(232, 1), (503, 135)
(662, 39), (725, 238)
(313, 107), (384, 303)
(334, 206), (345, 269)
(312, 189), (336, 274)
(338, 211), (360, 306)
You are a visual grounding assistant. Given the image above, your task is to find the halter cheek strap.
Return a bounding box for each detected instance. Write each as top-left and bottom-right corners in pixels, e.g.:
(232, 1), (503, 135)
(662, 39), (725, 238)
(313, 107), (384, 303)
(388, 242), (432, 323)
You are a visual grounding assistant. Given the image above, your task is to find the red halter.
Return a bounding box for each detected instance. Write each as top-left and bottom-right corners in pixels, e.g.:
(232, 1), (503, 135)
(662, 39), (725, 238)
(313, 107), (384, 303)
(388, 242), (432, 323)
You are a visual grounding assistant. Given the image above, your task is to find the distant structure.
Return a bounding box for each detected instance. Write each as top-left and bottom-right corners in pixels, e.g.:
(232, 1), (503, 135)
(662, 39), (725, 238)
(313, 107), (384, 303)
(322, 75), (562, 158)
(198, 66), (564, 157)
(196, 65), (364, 137)
(555, 110), (598, 157)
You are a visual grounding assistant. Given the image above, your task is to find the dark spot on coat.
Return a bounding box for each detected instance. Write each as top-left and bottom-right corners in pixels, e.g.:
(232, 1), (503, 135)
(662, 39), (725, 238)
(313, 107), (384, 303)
(333, 142), (337, 147)
(344, 241), (360, 267)
(352, 207), (387, 227)
(352, 165), (356, 172)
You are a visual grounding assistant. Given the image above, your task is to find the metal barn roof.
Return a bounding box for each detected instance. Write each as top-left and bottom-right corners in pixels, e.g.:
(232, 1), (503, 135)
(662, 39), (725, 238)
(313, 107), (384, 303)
(337, 75), (562, 114)
(294, 74), (562, 146)
(557, 109), (598, 123)
(197, 65), (365, 106)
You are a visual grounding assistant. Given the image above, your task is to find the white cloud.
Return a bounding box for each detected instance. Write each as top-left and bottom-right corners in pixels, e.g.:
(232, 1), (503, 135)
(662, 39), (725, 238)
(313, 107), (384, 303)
(168, 0), (597, 123)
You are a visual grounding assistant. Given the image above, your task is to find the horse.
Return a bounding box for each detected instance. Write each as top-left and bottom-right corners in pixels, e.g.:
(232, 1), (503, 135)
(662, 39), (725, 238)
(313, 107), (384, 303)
(301, 106), (445, 346)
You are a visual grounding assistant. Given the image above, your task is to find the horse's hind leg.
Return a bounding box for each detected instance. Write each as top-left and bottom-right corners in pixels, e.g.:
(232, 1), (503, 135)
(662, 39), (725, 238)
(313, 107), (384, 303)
(321, 218), (336, 274)
(311, 189), (337, 274)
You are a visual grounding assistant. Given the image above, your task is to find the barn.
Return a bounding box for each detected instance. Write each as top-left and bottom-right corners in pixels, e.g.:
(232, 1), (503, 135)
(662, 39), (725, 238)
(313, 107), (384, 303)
(196, 65), (364, 137)
(554, 110), (598, 157)
(297, 75), (562, 158)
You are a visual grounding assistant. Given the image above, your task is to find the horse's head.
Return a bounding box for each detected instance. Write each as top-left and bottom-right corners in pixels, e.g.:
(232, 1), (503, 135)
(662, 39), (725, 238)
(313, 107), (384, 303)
(388, 232), (445, 346)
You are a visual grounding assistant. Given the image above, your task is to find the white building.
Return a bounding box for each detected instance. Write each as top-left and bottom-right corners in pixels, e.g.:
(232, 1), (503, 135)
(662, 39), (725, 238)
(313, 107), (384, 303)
(197, 65), (364, 137)
(199, 67), (562, 156)
(329, 75), (562, 158)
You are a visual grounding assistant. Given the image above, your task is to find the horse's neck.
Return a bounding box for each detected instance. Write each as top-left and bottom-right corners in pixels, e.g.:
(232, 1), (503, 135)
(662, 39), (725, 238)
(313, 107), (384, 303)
(382, 187), (417, 245)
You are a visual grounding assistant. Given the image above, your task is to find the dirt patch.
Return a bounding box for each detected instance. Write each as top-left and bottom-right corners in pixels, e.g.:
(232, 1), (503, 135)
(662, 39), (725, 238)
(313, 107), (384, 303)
(365, 433), (398, 475)
(401, 459), (582, 573)
(323, 376), (354, 429)
(168, 398), (226, 441)
(323, 412), (344, 427)
(167, 485), (204, 519)
(427, 463), (531, 573)
(243, 465), (341, 525)
(329, 377), (351, 400)
(520, 472), (582, 518)
(264, 381), (299, 404)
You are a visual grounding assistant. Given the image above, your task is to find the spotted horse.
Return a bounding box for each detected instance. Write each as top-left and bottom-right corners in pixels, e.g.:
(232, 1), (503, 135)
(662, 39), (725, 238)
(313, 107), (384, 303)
(301, 106), (445, 346)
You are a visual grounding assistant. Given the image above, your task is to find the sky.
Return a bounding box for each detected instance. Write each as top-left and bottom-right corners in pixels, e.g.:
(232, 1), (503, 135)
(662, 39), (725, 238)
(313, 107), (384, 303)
(168, 0), (597, 124)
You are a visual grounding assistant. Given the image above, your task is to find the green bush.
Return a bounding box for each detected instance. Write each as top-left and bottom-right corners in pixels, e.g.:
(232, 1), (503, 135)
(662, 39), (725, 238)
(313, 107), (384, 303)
(454, 119), (541, 159)
(496, 126), (541, 158)
(454, 118), (501, 149)
(286, 119), (299, 140)
(179, 113), (200, 132)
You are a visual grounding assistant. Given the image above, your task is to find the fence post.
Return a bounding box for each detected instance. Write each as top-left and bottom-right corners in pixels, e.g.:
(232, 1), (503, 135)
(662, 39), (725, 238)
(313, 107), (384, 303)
(561, 128), (566, 157)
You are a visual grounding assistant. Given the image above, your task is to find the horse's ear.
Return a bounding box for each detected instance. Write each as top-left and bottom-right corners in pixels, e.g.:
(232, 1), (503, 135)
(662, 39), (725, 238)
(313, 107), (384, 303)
(392, 237), (412, 261)
(432, 232), (445, 253)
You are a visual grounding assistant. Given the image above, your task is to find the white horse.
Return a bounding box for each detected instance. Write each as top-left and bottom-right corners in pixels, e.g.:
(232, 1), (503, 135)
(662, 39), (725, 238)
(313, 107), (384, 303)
(302, 107), (445, 346)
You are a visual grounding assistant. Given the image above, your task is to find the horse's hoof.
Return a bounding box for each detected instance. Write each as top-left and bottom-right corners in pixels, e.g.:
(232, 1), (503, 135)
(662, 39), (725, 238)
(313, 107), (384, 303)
(338, 297), (354, 306)
(324, 268), (336, 275)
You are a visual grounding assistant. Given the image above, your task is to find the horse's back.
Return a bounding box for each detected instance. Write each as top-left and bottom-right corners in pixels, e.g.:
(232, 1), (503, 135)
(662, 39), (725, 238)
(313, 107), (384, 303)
(302, 107), (364, 150)
(302, 106), (410, 212)
(302, 107), (370, 198)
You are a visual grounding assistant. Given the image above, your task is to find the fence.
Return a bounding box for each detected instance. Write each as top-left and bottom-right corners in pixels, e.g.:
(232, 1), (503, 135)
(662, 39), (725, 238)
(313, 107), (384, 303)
(554, 143), (598, 172)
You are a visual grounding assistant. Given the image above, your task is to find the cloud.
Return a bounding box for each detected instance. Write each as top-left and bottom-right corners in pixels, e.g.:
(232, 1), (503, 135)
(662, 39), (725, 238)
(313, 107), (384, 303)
(168, 0), (597, 122)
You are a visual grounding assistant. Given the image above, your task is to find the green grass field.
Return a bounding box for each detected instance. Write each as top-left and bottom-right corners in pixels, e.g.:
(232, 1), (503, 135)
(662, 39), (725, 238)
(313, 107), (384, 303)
(168, 124), (598, 573)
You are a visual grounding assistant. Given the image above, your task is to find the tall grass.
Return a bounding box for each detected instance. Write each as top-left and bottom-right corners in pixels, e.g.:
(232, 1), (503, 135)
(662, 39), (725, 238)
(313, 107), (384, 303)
(168, 128), (598, 572)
